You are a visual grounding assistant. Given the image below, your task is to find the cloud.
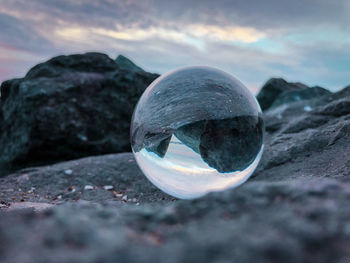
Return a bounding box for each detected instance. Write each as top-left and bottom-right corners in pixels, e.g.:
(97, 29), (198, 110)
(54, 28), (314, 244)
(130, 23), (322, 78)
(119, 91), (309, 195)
(2, 0), (349, 33)
(152, 0), (350, 31)
(0, 13), (53, 52)
(0, 13), (56, 82)
(0, 0), (349, 92)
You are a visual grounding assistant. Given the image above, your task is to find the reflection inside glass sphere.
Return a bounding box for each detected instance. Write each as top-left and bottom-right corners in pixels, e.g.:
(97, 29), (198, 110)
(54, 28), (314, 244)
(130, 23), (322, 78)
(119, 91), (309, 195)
(131, 66), (264, 199)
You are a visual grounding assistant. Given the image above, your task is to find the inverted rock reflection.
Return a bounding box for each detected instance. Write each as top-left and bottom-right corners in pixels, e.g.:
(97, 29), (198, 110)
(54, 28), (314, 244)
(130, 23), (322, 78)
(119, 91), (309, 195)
(142, 115), (263, 173)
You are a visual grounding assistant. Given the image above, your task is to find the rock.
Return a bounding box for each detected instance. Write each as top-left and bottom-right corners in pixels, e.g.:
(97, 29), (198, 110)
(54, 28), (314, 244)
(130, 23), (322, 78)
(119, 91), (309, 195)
(0, 53), (159, 176)
(6, 202), (53, 212)
(84, 185), (95, 191)
(0, 83), (349, 263)
(0, 178), (349, 263)
(0, 62), (349, 262)
(269, 86), (331, 109)
(255, 85), (350, 179)
(103, 185), (114, 190)
(64, 169), (73, 175)
(256, 78), (308, 111)
(198, 116), (263, 172)
(0, 153), (173, 204)
(315, 98), (350, 117)
(24, 52), (119, 80)
(116, 55), (145, 72)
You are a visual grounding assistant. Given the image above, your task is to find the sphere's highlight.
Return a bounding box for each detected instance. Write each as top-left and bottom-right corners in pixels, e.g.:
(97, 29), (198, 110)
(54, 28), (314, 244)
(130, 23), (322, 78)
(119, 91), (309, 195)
(131, 66), (264, 199)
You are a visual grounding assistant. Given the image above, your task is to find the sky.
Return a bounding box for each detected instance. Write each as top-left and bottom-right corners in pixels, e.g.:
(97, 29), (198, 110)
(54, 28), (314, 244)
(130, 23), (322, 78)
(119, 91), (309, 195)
(0, 0), (349, 94)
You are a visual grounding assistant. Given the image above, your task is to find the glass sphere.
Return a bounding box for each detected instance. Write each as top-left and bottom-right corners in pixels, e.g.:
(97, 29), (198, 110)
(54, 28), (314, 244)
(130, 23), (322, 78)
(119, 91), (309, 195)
(131, 66), (264, 199)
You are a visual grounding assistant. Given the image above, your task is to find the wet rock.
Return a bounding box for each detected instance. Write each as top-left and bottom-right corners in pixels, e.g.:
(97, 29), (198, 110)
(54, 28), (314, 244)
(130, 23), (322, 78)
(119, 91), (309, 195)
(0, 53), (159, 176)
(256, 78), (308, 111)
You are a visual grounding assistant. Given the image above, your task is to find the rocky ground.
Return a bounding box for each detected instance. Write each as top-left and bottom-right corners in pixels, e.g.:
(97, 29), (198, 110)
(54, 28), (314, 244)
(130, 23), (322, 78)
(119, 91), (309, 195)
(0, 53), (349, 263)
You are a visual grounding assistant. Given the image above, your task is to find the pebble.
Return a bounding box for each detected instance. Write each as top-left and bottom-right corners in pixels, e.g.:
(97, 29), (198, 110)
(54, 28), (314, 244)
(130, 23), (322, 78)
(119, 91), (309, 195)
(103, 185), (114, 190)
(57, 195), (62, 200)
(304, 105), (312, 112)
(78, 134), (88, 141)
(84, 185), (94, 190)
(64, 169), (73, 175)
(28, 187), (36, 194)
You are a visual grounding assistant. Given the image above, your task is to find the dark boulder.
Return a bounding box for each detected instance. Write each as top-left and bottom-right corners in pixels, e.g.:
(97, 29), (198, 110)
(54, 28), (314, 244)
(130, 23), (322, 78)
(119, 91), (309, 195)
(256, 78), (308, 111)
(0, 52), (159, 176)
(25, 52), (119, 79)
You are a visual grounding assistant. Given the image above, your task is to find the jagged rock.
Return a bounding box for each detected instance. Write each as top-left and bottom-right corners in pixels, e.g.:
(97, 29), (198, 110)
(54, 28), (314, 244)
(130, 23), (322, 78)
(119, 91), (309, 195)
(0, 53), (159, 176)
(257, 78), (308, 111)
(270, 86), (331, 109)
(116, 55), (145, 72)
(315, 98), (350, 117)
(24, 52), (118, 79)
(255, 85), (350, 178)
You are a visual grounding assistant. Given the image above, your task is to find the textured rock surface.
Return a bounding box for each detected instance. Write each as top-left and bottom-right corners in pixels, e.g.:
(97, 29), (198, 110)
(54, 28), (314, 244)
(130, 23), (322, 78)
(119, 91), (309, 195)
(1, 177), (350, 263)
(116, 55), (145, 72)
(255, 86), (350, 180)
(0, 53), (159, 175)
(0, 81), (349, 262)
(270, 86), (331, 109)
(0, 153), (173, 205)
(257, 78), (308, 110)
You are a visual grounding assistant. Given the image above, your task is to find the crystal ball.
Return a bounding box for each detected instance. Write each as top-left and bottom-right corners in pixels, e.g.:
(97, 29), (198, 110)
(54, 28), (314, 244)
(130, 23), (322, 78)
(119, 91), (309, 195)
(130, 66), (264, 199)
